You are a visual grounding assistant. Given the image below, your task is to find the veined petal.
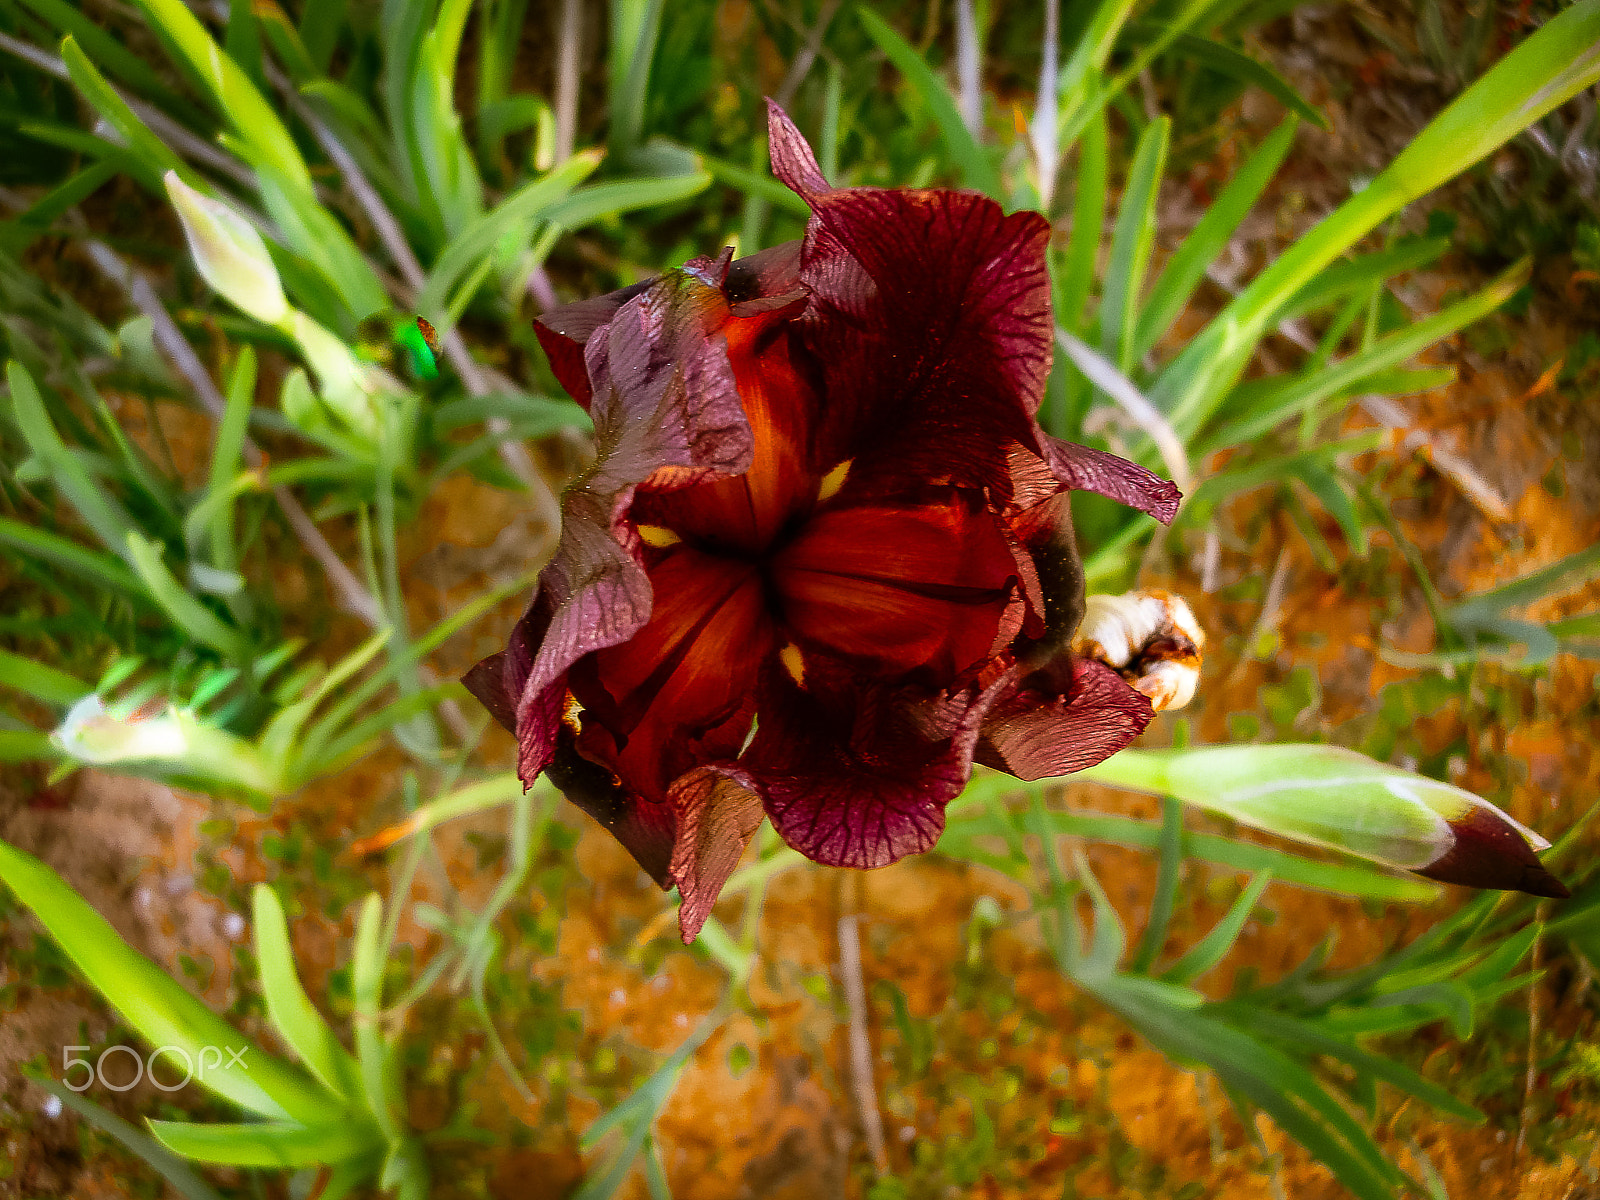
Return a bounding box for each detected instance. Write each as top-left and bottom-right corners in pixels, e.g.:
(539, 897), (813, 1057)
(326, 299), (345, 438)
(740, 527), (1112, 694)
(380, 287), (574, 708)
(766, 102), (1053, 498)
(976, 657), (1155, 780)
(667, 765), (766, 942)
(771, 492), (1019, 682)
(632, 303), (819, 555)
(744, 660), (1006, 869)
(468, 268), (756, 788)
(1041, 436), (1181, 524)
(534, 281), (651, 408)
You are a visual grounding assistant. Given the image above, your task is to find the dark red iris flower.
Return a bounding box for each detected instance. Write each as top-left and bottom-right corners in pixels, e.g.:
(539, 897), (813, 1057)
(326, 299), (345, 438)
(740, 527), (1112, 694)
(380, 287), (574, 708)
(465, 103), (1181, 940)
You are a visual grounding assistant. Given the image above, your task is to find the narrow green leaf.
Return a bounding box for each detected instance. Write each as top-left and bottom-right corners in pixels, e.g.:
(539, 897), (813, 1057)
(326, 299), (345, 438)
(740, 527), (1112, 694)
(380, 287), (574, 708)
(417, 150), (602, 321)
(123, 534), (249, 661)
(128, 0), (313, 195)
(1130, 797), (1183, 973)
(1157, 31), (1327, 129)
(26, 1077), (226, 1200)
(1151, 1), (1600, 440)
(703, 155), (812, 216)
(1134, 116), (1297, 358)
(352, 893), (401, 1141)
(0, 839), (339, 1124)
(1197, 261), (1528, 454)
(1100, 116), (1169, 371)
(18, 0), (199, 119)
(5, 361), (142, 566)
(58, 37), (181, 187)
(252, 886), (362, 1100)
(299, 0), (348, 73)
(207, 347), (256, 573)
(0, 649), (89, 706)
(1058, 107), (1108, 334)
(148, 1118), (378, 1167)
(1163, 871), (1273, 984)
(608, 0), (666, 165)
(0, 730), (57, 763)
(1278, 238), (1451, 324)
(537, 171), (714, 233)
(858, 7), (1002, 197)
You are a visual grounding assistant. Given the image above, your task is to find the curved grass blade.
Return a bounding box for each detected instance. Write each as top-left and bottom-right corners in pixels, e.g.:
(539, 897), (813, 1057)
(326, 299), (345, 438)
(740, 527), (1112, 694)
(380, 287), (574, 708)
(0, 839), (341, 1124)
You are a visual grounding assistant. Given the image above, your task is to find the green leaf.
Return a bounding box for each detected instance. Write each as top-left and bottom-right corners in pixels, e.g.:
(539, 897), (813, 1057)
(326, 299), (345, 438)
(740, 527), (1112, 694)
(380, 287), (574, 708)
(1134, 116), (1297, 359)
(417, 150), (602, 321)
(858, 7), (1002, 198)
(943, 801), (1441, 901)
(1099, 116), (1169, 372)
(0, 839), (340, 1124)
(59, 36), (182, 188)
(5, 361), (143, 567)
(351, 893), (401, 1141)
(1162, 871), (1273, 984)
(1150, 0), (1600, 441)
(1196, 261), (1528, 454)
(252, 886), (362, 1100)
(128, 0), (313, 195)
(26, 1077), (226, 1200)
(123, 533), (250, 661)
(1056, 107), (1108, 336)
(148, 1118), (379, 1167)
(609, 0), (666, 165)
(1157, 31), (1327, 129)
(0, 649), (89, 707)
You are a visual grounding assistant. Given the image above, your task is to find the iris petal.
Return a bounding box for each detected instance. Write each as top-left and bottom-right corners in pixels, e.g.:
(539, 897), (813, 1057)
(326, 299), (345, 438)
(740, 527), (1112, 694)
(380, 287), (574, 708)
(766, 102), (1054, 500)
(575, 547), (773, 800)
(976, 658), (1154, 780)
(746, 661), (1005, 869)
(772, 494), (1018, 682)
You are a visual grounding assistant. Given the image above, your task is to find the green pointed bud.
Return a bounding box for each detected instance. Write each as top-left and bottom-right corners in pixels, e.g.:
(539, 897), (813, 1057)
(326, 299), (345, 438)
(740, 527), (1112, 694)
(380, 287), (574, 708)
(163, 171), (288, 325)
(1082, 744), (1567, 899)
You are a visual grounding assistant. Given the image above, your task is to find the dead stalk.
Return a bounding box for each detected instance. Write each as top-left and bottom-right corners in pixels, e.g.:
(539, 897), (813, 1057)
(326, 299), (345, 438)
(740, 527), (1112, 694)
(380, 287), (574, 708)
(838, 912), (888, 1173)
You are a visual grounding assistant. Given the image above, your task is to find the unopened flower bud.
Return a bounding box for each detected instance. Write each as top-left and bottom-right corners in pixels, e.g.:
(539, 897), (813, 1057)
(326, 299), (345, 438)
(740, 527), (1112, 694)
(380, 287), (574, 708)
(163, 172), (288, 325)
(1087, 743), (1567, 899)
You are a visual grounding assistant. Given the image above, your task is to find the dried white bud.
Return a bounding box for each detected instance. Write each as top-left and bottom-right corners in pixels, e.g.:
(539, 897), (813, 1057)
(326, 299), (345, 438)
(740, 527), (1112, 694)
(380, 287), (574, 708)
(1073, 589), (1204, 711)
(163, 172), (288, 325)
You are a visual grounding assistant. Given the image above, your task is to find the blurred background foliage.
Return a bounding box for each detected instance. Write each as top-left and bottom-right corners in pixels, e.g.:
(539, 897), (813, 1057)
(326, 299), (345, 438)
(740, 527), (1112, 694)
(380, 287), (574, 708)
(0, 0), (1597, 1198)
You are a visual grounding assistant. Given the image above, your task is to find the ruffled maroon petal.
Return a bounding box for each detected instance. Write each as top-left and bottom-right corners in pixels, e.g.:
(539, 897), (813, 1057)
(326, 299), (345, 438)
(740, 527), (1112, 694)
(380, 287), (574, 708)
(667, 765), (766, 942)
(469, 268), (758, 792)
(534, 281), (652, 407)
(744, 662), (1006, 869)
(765, 103), (1052, 497)
(632, 304), (820, 556)
(1042, 436), (1181, 524)
(976, 658), (1154, 781)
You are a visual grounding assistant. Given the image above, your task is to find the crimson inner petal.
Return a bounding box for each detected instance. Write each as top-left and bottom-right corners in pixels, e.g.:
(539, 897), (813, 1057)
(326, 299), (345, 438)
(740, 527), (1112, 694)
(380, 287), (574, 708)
(570, 546), (775, 798)
(770, 493), (1019, 682)
(635, 312), (819, 555)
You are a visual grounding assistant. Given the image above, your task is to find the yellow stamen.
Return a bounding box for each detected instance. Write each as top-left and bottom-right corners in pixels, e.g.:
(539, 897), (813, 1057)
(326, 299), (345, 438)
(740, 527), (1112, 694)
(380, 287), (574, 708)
(817, 459), (852, 503)
(779, 643), (806, 685)
(636, 524), (681, 548)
